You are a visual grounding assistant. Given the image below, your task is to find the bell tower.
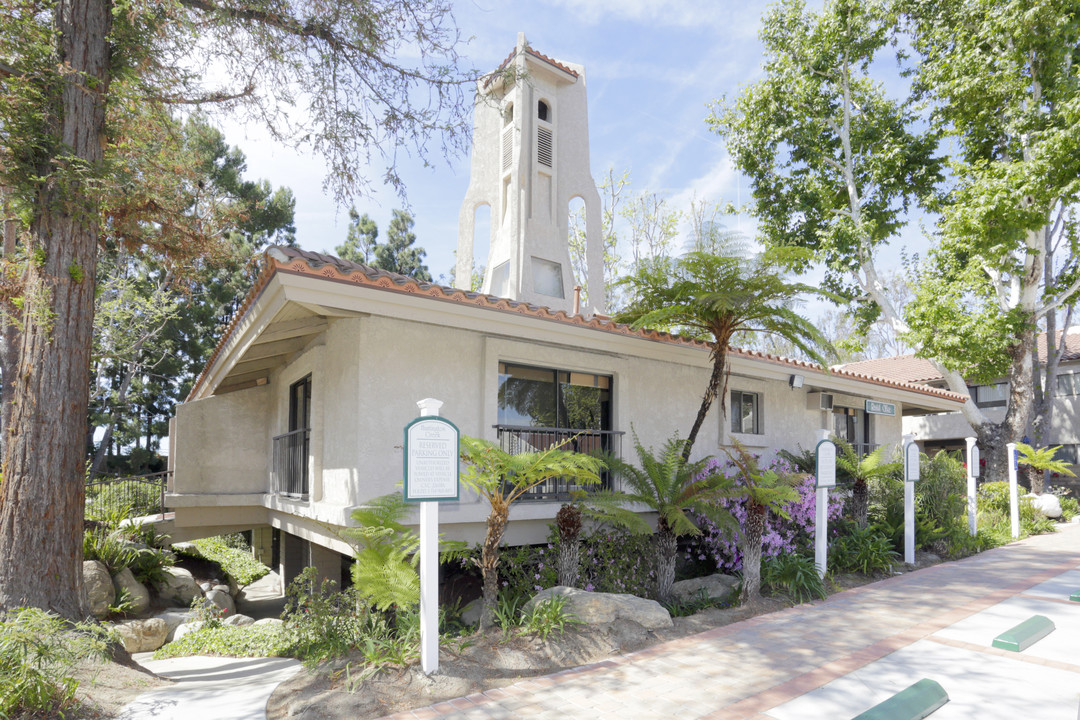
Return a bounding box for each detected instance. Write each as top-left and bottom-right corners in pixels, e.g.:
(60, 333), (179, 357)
(457, 33), (604, 315)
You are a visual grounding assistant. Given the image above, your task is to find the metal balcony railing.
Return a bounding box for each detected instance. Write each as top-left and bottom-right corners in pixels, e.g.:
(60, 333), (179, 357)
(494, 425), (623, 501)
(85, 471), (169, 518)
(272, 428), (310, 499)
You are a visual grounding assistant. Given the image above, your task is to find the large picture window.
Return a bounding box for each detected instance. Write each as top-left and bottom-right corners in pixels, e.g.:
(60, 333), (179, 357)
(498, 362), (610, 430)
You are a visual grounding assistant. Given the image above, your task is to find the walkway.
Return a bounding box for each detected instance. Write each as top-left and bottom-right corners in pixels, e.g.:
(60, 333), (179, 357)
(379, 522), (1080, 719)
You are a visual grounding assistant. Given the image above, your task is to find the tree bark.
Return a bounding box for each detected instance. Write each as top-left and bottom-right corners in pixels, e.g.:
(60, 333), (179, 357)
(477, 504), (508, 632)
(0, 190), (19, 459)
(739, 502), (766, 604)
(685, 346), (727, 462)
(0, 0), (110, 619)
(852, 478), (869, 529)
(654, 519), (677, 602)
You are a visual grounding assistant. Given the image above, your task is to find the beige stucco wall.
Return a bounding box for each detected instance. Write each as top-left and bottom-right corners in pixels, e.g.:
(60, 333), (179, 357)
(172, 385), (270, 494)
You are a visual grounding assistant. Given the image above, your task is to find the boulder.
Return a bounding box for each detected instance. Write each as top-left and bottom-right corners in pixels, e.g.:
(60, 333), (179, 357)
(253, 618), (284, 629)
(211, 584), (231, 595)
(153, 566), (201, 606)
(83, 561), (115, 619)
(205, 588), (236, 617)
(523, 586), (672, 630)
(113, 618), (169, 653)
(112, 567), (151, 615)
(152, 608), (196, 642)
(171, 621), (204, 643)
(671, 574), (739, 603)
(1028, 493), (1063, 519)
(224, 613), (255, 627)
(461, 599), (482, 626)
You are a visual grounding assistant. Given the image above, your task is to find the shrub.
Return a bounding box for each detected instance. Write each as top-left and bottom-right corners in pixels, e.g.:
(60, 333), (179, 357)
(829, 524), (898, 576)
(762, 553), (827, 603)
(282, 568), (369, 667)
(518, 596), (581, 640)
(189, 536), (269, 587)
(0, 608), (112, 717)
(153, 625), (290, 660)
(692, 462), (844, 574)
(1060, 496), (1079, 521)
(917, 451), (967, 529)
(83, 527), (175, 585)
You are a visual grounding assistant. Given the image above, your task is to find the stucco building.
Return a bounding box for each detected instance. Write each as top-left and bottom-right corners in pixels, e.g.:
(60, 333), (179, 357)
(165, 39), (966, 585)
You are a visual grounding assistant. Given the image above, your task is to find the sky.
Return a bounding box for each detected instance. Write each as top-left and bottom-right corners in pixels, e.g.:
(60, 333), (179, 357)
(214, 0), (913, 307)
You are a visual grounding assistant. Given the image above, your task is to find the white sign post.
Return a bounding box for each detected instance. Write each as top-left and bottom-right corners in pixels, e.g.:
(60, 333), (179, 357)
(814, 429), (836, 580)
(1007, 441), (1020, 539)
(404, 398), (460, 676)
(903, 434), (920, 565)
(965, 437), (979, 537)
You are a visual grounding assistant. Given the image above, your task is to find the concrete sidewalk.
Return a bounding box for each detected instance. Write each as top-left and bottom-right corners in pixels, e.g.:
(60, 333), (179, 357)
(379, 523), (1080, 719)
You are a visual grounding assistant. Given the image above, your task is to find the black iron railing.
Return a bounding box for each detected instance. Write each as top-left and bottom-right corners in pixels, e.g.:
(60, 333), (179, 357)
(85, 471), (169, 518)
(272, 428), (310, 499)
(494, 425), (623, 501)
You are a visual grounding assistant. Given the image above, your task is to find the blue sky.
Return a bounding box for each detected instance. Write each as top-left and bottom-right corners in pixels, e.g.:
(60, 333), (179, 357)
(217, 0), (914, 305)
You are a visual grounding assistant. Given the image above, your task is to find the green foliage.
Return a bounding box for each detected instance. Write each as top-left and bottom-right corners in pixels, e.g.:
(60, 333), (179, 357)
(340, 493), (467, 611)
(0, 608), (112, 718)
(975, 481), (1057, 542)
(281, 568), (368, 668)
(82, 526), (175, 586)
(1016, 443), (1076, 478)
(86, 481), (164, 518)
(917, 451), (968, 530)
(492, 592), (525, 633)
(154, 625), (290, 660)
(661, 588), (733, 618)
(762, 553), (827, 603)
(518, 596), (581, 641)
(829, 525), (899, 576)
(1060, 496), (1079, 521)
(977, 481), (1024, 517)
(189, 536), (269, 587)
(336, 208), (431, 280)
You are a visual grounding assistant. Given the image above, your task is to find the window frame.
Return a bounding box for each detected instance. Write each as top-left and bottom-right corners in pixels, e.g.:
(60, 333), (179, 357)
(730, 390), (763, 435)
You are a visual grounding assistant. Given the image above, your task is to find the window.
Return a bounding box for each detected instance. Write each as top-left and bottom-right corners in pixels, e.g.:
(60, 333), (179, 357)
(288, 375), (311, 432)
(730, 391), (762, 435)
(273, 375), (311, 498)
(1056, 444), (1079, 465)
(1057, 373), (1080, 396)
(498, 363), (610, 430)
(971, 382), (1008, 408)
(532, 257), (564, 298)
(537, 100), (550, 121)
(503, 102), (513, 126)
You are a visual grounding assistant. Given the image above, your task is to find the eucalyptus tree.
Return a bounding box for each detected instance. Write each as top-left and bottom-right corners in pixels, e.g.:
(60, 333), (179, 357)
(712, 0), (1080, 482)
(0, 0), (476, 617)
(616, 239), (833, 462)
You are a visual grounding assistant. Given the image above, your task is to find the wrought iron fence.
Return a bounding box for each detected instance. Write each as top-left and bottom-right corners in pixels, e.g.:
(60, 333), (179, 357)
(494, 425), (623, 501)
(272, 428), (310, 499)
(85, 471), (169, 518)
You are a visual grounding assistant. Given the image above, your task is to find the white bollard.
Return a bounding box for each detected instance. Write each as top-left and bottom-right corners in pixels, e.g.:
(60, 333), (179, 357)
(903, 434), (919, 565)
(1007, 441), (1019, 539)
(814, 429), (835, 580)
(965, 437), (979, 537)
(416, 398), (442, 675)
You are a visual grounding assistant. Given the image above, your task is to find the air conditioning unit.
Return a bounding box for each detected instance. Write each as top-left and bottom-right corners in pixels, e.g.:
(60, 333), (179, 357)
(807, 392), (834, 411)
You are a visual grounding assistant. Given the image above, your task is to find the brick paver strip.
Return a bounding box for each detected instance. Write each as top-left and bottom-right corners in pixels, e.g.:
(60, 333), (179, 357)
(376, 525), (1080, 720)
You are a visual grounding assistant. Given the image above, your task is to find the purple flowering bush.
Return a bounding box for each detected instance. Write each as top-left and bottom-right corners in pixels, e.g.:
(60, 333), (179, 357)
(690, 456), (844, 573)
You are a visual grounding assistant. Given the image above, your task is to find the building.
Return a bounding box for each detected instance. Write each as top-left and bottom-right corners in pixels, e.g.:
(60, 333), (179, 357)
(838, 332), (1080, 482)
(165, 39), (966, 586)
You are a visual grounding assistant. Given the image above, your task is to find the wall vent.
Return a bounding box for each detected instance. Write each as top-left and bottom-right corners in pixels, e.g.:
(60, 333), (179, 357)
(537, 126), (553, 168)
(502, 127), (513, 171)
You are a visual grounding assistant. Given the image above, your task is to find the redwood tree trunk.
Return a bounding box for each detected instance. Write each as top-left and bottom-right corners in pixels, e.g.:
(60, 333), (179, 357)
(0, 0), (109, 619)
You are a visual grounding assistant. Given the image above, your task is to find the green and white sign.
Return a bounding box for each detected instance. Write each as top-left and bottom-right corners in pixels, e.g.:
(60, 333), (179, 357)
(403, 416), (460, 502)
(865, 400), (896, 416)
(815, 438), (837, 488)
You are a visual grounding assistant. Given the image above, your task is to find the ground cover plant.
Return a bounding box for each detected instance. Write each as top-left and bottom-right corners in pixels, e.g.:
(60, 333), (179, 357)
(184, 535), (269, 587)
(0, 608), (112, 718)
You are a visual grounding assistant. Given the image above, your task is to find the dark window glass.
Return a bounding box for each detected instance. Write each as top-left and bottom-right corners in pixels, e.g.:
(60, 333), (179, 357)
(730, 391), (762, 434)
(289, 375), (312, 431)
(498, 362), (610, 430)
(537, 100), (550, 121)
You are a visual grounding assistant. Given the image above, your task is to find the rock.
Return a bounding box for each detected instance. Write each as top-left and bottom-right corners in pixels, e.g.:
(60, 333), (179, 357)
(153, 566), (201, 606)
(171, 621), (204, 643)
(523, 586), (672, 630)
(461, 599), (482, 626)
(253, 618), (284, 628)
(153, 608), (196, 642)
(112, 567), (151, 615)
(226, 576), (240, 597)
(671, 574), (739, 603)
(224, 613), (255, 627)
(83, 561), (115, 619)
(113, 618), (169, 653)
(1028, 493), (1063, 519)
(205, 588), (236, 617)
(212, 584), (231, 595)
(199, 581), (214, 593)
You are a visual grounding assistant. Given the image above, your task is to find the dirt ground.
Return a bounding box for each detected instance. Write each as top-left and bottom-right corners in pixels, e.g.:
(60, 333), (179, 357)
(67, 552), (944, 720)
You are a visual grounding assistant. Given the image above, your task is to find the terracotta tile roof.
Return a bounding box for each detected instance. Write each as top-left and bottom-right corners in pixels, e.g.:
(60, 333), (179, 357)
(483, 44), (579, 88)
(186, 246), (968, 405)
(838, 332), (1080, 386)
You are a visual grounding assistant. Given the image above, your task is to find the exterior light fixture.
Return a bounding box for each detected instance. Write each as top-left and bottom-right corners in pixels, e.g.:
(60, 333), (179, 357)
(789, 374), (805, 389)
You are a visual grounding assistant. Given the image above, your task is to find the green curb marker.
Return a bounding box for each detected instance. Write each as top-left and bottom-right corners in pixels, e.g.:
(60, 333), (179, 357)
(852, 678), (949, 720)
(991, 615), (1055, 652)
(1070, 591), (1080, 602)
